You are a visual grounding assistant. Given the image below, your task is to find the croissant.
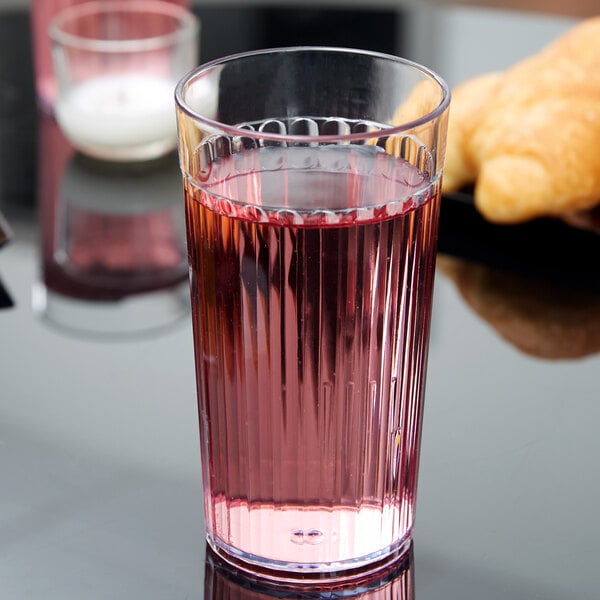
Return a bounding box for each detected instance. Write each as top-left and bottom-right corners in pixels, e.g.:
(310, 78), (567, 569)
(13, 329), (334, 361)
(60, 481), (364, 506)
(442, 17), (600, 224)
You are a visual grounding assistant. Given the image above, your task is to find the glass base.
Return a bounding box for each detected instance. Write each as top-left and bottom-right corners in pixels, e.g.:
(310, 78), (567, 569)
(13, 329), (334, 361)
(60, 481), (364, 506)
(206, 531), (413, 585)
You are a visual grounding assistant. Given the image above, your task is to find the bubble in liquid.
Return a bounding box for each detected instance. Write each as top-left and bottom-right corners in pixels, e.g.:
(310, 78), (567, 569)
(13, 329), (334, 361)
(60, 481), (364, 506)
(306, 529), (324, 545)
(289, 529), (325, 545)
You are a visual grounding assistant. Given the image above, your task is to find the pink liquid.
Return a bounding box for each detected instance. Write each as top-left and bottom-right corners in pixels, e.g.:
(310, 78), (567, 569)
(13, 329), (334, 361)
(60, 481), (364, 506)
(185, 145), (441, 576)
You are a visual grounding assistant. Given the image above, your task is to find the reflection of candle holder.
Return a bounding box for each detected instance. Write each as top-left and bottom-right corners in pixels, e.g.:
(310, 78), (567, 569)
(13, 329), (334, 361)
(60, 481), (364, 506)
(204, 544), (414, 599)
(57, 153), (187, 293)
(49, 0), (199, 161)
(35, 114), (189, 339)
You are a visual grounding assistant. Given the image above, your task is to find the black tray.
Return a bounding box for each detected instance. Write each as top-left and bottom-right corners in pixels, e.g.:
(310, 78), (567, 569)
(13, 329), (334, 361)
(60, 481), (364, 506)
(438, 191), (600, 294)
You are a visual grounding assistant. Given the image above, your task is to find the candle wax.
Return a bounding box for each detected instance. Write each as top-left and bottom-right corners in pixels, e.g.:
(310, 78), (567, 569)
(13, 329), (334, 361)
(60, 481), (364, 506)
(56, 74), (177, 157)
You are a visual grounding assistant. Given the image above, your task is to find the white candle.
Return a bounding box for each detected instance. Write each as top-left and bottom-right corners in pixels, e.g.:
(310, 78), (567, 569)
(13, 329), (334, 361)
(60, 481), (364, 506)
(56, 74), (178, 160)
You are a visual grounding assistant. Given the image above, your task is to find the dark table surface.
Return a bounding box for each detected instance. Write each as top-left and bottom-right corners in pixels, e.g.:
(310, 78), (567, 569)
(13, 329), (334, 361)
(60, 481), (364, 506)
(1, 3), (599, 599)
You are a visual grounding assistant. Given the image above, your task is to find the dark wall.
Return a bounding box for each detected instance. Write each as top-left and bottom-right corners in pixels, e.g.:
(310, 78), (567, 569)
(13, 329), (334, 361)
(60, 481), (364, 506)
(195, 7), (400, 62)
(0, 11), (36, 214)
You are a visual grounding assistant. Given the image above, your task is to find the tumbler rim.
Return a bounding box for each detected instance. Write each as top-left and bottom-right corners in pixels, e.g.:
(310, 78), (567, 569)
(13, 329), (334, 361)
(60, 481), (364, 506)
(49, 0), (199, 54)
(175, 46), (451, 145)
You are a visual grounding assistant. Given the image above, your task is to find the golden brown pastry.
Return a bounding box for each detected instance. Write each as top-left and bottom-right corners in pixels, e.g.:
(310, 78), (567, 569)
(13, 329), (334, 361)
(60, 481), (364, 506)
(442, 72), (503, 192)
(381, 80), (447, 160)
(442, 17), (600, 223)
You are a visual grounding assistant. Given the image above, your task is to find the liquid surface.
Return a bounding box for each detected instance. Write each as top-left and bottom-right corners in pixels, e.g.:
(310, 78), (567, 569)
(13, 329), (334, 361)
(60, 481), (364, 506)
(185, 144), (441, 571)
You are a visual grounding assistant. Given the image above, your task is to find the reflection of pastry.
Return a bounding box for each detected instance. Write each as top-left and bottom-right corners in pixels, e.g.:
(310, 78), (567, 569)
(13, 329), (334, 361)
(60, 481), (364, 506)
(442, 17), (600, 224)
(561, 204), (600, 233)
(438, 256), (600, 360)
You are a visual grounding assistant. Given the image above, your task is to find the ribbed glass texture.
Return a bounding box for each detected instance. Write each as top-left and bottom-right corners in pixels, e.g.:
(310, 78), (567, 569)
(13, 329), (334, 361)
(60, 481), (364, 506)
(184, 131), (441, 575)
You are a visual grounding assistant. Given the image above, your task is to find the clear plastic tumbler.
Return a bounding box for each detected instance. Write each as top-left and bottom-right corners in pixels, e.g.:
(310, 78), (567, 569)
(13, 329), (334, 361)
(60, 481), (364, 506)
(175, 47), (450, 582)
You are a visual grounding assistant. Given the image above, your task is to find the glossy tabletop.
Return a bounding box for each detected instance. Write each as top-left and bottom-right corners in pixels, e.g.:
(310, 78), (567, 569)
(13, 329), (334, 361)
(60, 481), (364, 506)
(1, 3), (599, 599)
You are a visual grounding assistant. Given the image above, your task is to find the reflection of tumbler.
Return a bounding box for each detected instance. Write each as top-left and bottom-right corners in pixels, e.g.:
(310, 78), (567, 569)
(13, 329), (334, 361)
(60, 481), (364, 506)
(176, 48), (449, 580)
(30, 0), (191, 114)
(204, 545), (414, 600)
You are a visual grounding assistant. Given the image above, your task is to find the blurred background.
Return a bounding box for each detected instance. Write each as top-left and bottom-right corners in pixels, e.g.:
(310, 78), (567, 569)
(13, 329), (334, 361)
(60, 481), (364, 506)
(0, 0), (578, 221)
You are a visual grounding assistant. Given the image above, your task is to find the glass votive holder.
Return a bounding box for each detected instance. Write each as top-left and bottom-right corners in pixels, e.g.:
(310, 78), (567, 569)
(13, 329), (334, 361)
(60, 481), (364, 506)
(30, 0), (192, 115)
(49, 0), (199, 161)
